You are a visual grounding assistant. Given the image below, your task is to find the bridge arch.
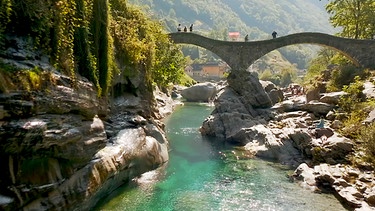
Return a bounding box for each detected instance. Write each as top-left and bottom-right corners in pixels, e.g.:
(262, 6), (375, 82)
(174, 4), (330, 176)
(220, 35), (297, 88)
(169, 32), (375, 70)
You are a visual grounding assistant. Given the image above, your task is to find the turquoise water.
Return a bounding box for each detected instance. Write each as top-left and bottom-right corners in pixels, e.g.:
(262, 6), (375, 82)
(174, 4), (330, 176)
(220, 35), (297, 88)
(95, 103), (346, 211)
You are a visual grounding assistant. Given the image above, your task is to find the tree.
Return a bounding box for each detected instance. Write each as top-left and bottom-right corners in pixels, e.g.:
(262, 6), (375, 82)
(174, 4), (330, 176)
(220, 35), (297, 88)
(324, 0), (375, 39)
(74, 0), (99, 90)
(304, 48), (335, 81)
(93, 0), (112, 96)
(279, 68), (296, 87)
(0, 0), (12, 48)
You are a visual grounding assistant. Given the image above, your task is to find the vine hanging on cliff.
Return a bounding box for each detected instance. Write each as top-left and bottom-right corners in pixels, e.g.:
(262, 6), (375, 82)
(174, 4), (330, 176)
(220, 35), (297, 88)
(92, 0), (113, 96)
(73, 0), (100, 92)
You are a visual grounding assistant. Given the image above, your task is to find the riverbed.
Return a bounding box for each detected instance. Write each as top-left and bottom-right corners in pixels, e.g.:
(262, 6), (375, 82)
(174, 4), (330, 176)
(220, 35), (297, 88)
(95, 102), (346, 211)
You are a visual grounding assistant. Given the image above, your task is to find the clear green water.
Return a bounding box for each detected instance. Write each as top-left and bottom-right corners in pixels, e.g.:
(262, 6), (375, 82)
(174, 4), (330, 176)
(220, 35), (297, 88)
(95, 103), (346, 211)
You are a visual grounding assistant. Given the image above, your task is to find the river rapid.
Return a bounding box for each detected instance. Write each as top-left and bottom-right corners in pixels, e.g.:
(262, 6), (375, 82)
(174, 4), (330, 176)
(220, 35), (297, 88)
(95, 102), (347, 211)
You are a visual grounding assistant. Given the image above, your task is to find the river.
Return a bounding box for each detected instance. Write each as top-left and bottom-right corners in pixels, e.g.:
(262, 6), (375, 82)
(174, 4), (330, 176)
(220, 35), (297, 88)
(95, 102), (347, 211)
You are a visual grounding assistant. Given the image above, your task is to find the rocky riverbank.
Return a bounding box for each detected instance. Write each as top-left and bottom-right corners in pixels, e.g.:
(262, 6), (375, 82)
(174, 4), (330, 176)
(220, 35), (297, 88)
(0, 36), (180, 210)
(199, 70), (375, 210)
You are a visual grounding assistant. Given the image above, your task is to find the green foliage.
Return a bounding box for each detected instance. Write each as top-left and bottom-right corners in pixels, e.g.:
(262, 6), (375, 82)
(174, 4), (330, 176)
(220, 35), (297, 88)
(10, 68), (42, 92)
(327, 66), (369, 92)
(6, 0), (80, 78)
(278, 46), (312, 69)
(334, 76), (375, 167)
(153, 33), (186, 87)
(180, 72), (196, 87)
(279, 68), (296, 87)
(259, 68), (295, 87)
(110, 0), (153, 76)
(0, 60), (18, 73)
(129, 0), (334, 70)
(73, 0), (102, 94)
(110, 0), (185, 90)
(73, 0), (100, 92)
(358, 123), (375, 167)
(312, 146), (328, 164)
(337, 76), (371, 139)
(259, 69), (280, 85)
(53, 0), (76, 76)
(304, 47), (370, 92)
(339, 76), (365, 112)
(325, 0), (375, 39)
(0, 0), (12, 48)
(3, 0), (186, 97)
(304, 48), (335, 82)
(93, 0), (112, 95)
(112, 1), (150, 63)
(339, 110), (367, 139)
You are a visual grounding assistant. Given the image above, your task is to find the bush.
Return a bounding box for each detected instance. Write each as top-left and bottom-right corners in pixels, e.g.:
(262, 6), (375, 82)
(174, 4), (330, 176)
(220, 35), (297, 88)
(259, 69), (280, 86)
(339, 110), (367, 138)
(358, 123), (375, 167)
(338, 76), (369, 138)
(338, 76), (365, 112)
(327, 65), (369, 91)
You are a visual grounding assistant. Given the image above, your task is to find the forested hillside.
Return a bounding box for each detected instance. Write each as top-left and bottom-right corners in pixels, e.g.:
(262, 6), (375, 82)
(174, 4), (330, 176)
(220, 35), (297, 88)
(129, 0), (335, 70)
(0, 0), (186, 96)
(130, 0), (333, 37)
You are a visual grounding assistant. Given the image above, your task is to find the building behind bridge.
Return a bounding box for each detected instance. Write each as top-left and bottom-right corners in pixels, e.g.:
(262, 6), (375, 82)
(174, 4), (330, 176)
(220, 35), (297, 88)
(185, 61), (230, 82)
(228, 32), (240, 41)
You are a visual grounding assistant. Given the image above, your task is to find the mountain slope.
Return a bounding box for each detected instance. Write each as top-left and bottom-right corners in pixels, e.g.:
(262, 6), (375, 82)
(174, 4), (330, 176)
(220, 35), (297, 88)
(130, 0), (333, 36)
(129, 0), (334, 69)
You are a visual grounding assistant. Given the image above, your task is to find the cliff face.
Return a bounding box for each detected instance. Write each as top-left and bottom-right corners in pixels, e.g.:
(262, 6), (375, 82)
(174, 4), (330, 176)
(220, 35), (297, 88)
(0, 37), (170, 210)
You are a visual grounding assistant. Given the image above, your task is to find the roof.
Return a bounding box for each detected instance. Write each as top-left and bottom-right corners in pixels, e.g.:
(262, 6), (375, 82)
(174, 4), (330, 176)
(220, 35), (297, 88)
(228, 32), (240, 36)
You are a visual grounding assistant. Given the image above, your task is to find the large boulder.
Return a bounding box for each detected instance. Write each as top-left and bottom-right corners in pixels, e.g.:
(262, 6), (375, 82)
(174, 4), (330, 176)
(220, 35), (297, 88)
(268, 89), (284, 105)
(292, 163), (375, 210)
(312, 134), (354, 165)
(200, 87), (260, 139)
(260, 80), (284, 105)
(319, 91), (347, 105)
(19, 126), (168, 211)
(227, 71), (272, 108)
(180, 82), (217, 102)
(291, 163), (317, 190)
(306, 88), (320, 103)
(300, 100), (335, 115)
(260, 80), (276, 92)
(289, 130), (314, 157)
(271, 95), (306, 113)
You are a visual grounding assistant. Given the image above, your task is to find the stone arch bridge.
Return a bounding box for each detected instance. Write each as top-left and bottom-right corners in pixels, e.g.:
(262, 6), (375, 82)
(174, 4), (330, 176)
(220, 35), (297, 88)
(169, 32), (375, 70)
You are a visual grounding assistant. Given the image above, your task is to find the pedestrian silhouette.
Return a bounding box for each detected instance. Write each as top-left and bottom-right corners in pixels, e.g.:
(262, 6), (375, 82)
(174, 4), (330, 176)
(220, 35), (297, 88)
(189, 24), (193, 32)
(177, 24), (181, 32)
(184, 26), (187, 32)
(316, 116), (325, 128)
(244, 34), (249, 42)
(272, 31), (277, 39)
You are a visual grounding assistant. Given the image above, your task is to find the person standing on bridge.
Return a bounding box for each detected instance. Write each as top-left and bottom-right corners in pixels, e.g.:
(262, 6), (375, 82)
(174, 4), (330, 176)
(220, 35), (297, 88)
(244, 34), (249, 42)
(177, 24), (182, 32)
(189, 24), (193, 32)
(184, 26), (188, 32)
(272, 31), (277, 39)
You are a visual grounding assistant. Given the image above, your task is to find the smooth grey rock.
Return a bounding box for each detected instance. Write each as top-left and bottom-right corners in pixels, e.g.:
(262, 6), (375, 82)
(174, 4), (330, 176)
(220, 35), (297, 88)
(180, 82), (217, 102)
(227, 71), (272, 108)
(300, 100), (335, 115)
(319, 91), (347, 105)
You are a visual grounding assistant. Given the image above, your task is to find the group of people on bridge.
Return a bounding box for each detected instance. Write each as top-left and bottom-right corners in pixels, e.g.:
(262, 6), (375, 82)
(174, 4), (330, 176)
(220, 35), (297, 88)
(244, 31), (277, 42)
(177, 24), (193, 32)
(177, 24), (279, 41)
